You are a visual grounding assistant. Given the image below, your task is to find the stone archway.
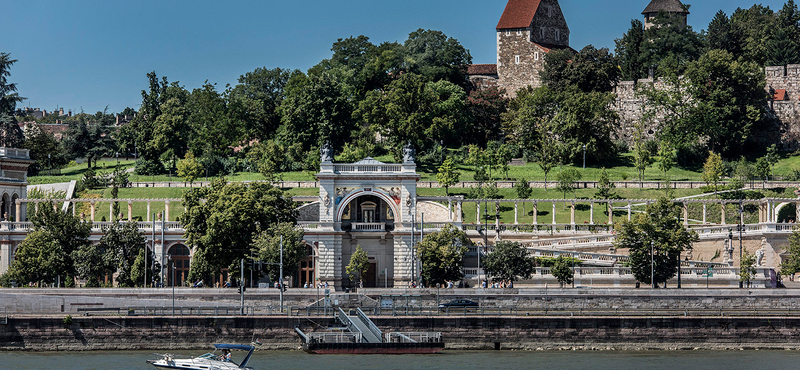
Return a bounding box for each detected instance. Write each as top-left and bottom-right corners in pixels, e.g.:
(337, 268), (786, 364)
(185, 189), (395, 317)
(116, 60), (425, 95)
(336, 189), (401, 225)
(167, 243), (191, 287)
(10, 194), (18, 221)
(338, 193), (398, 232)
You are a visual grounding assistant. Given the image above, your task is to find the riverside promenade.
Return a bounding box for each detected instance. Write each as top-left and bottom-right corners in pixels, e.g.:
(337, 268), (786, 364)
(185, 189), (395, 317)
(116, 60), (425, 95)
(5, 288), (800, 351)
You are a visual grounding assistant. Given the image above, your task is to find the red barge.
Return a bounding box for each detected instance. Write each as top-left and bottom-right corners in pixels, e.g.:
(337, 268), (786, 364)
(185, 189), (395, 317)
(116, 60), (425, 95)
(295, 308), (444, 354)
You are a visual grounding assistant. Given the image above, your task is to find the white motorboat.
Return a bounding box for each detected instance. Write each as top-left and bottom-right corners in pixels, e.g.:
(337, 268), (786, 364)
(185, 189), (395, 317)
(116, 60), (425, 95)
(147, 343), (255, 370)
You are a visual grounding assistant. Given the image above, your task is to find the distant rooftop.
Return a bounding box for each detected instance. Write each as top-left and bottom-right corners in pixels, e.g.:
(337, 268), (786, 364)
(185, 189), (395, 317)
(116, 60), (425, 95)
(642, 0), (689, 15)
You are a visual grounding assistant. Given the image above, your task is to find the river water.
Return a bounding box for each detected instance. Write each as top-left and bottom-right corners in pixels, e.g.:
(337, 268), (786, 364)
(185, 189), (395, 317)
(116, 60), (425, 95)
(1, 350), (799, 370)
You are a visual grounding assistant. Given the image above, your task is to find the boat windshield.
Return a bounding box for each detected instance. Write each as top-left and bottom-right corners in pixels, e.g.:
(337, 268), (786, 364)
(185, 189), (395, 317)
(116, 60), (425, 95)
(198, 353), (217, 359)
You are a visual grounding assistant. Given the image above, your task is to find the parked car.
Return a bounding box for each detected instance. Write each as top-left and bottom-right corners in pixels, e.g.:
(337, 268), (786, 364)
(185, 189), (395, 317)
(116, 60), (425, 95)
(438, 299), (479, 310)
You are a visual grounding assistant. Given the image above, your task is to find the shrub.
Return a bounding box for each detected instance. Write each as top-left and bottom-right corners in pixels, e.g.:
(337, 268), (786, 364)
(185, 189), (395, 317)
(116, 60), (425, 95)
(134, 158), (165, 175)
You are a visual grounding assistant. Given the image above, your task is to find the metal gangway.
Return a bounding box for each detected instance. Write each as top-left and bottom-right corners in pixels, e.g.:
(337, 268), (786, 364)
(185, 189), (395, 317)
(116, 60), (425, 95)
(336, 307), (383, 343)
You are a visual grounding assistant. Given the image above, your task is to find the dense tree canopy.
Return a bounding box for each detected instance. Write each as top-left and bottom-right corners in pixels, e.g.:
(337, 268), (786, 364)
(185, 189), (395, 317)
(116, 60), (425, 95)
(416, 224), (470, 286)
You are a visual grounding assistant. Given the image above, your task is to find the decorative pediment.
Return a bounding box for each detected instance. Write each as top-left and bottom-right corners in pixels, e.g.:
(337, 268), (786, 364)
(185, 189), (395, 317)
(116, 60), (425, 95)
(352, 157), (386, 165)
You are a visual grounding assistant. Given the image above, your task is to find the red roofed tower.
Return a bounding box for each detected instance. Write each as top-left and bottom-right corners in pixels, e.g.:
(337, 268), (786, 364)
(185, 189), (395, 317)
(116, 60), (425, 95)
(495, 0), (571, 95)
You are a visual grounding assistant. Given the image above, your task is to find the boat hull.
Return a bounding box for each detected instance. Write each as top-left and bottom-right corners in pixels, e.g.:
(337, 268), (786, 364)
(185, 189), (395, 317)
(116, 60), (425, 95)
(302, 341), (445, 354)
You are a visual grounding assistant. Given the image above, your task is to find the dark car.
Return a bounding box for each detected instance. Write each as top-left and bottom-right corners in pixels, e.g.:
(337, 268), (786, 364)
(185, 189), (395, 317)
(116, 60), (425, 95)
(438, 299), (479, 310)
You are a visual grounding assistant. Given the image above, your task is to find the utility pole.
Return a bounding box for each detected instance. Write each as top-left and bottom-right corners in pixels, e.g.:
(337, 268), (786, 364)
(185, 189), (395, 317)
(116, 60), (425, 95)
(420, 213), (424, 284)
(279, 235), (284, 311)
(240, 258), (245, 315)
(410, 213), (415, 284)
(739, 202), (744, 288)
(582, 144), (586, 169)
(651, 241), (656, 289)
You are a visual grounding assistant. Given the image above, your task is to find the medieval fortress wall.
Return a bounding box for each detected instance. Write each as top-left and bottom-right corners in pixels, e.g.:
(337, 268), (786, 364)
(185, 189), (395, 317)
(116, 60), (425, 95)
(610, 65), (800, 147)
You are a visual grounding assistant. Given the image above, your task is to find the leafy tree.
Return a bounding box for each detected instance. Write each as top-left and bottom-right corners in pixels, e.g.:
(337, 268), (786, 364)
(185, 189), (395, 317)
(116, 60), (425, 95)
(541, 45), (619, 93)
(556, 168), (582, 199)
(615, 19), (647, 81)
(702, 151), (724, 194)
(9, 230), (67, 286)
(72, 236), (116, 287)
(117, 72), (174, 174)
(632, 126), (651, 186)
(481, 241), (535, 284)
(278, 70), (356, 152)
(730, 4), (776, 66)
(186, 82), (241, 158)
(10, 202), (91, 285)
(229, 67), (294, 140)
(779, 230), (800, 276)
(247, 139), (286, 181)
(61, 117), (113, 169)
(97, 220), (147, 287)
(614, 198), (698, 286)
(356, 73), (466, 154)
(177, 151), (203, 186)
(765, 144), (779, 180)
(551, 255), (576, 287)
(152, 96), (191, 163)
(181, 179), (297, 278)
(503, 86), (619, 165)
(740, 251), (757, 287)
(346, 244), (369, 284)
(252, 222), (306, 282)
(130, 246), (161, 287)
(403, 29), (472, 87)
(594, 167), (617, 215)
(656, 142), (675, 181)
(416, 224), (470, 286)
(22, 122), (68, 175)
(467, 87), (507, 147)
(0, 53), (24, 116)
(755, 156), (771, 183)
(0, 113), (23, 148)
(436, 157), (460, 196)
(733, 156), (754, 187)
(641, 13), (704, 76)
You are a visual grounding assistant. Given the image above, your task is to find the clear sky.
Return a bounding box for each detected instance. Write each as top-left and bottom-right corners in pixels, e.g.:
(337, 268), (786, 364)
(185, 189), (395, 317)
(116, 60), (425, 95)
(4, 0), (789, 114)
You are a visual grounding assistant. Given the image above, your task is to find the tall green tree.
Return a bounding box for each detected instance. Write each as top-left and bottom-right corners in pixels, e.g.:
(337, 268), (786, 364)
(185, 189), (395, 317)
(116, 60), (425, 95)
(60, 116), (113, 169)
(594, 167), (617, 215)
(467, 87), (507, 147)
(702, 151), (724, 194)
(541, 45), (619, 93)
(767, 0), (800, 65)
(556, 168), (582, 199)
(706, 10), (742, 55)
(9, 230), (67, 286)
(615, 19), (647, 80)
(0, 53), (24, 116)
(403, 29), (472, 87)
(436, 157), (460, 196)
(614, 198), (698, 286)
(176, 151), (203, 186)
(181, 179), (297, 278)
(780, 230), (800, 276)
(252, 222), (306, 282)
(229, 67), (294, 140)
(22, 123), (68, 175)
(730, 5), (776, 66)
(416, 224), (470, 286)
(346, 244), (369, 284)
(481, 241), (535, 285)
(187, 82), (241, 158)
(551, 255), (576, 287)
(97, 220), (147, 287)
(740, 251), (757, 287)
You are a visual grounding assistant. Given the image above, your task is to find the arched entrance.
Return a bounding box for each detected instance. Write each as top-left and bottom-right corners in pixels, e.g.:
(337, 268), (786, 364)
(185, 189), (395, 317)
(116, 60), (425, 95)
(1, 193), (8, 220)
(10, 194), (18, 221)
(296, 244), (315, 287)
(338, 194), (397, 232)
(167, 244), (191, 287)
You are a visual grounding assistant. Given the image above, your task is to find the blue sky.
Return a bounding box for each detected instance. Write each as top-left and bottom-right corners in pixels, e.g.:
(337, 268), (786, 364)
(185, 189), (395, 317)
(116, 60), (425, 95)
(4, 0), (789, 114)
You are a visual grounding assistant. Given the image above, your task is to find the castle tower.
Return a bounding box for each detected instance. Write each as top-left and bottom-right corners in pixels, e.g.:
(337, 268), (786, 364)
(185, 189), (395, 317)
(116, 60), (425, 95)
(642, 0), (689, 29)
(495, 0), (571, 95)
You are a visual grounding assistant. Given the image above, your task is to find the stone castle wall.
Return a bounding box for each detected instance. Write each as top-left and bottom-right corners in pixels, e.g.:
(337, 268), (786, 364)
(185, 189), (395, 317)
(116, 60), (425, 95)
(497, 30), (547, 95)
(611, 65), (800, 147)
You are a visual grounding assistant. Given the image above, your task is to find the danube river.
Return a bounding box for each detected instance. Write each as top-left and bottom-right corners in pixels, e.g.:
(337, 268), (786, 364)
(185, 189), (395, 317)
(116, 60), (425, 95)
(1, 350), (800, 370)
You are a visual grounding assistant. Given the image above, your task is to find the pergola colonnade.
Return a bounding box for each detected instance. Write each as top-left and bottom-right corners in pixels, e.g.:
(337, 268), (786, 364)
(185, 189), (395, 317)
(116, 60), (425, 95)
(15, 198), (184, 223)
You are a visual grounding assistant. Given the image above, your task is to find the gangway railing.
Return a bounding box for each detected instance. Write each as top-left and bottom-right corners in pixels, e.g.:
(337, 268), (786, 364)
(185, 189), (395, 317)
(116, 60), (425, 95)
(356, 307), (383, 341)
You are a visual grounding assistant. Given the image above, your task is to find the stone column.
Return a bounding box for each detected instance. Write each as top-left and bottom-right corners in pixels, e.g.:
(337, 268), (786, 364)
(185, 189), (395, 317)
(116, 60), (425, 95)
(721, 202), (726, 225)
(14, 199), (20, 223)
(71, 201), (76, 216)
(532, 202), (538, 224)
(165, 200), (170, 222)
(457, 200), (462, 222)
(109, 201), (114, 221)
(90, 201), (96, 222)
(796, 202), (800, 224)
(702, 202), (707, 224)
(608, 201), (613, 225)
(552, 202), (557, 225)
(570, 201), (576, 225)
(476, 202), (480, 224)
(448, 199), (453, 221)
(589, 201), (594, 225)
(147, 202), (151, 222)
(627, 202), (632, 221)
(683, 202), (689, 226)
(514, 201), (518, 225)
(128, 201), (133, 222)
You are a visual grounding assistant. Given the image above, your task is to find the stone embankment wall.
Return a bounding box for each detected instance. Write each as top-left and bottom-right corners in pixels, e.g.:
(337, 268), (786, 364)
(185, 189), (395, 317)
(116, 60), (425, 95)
(5, 315), (800, 351)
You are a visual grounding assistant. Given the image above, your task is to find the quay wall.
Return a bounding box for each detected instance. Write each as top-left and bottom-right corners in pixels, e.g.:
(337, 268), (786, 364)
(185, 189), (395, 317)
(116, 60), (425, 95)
(4, 315), (800, 351)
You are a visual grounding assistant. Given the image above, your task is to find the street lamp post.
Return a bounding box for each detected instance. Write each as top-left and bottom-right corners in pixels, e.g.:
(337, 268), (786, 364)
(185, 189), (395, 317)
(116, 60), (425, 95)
(651, 241), (656, 289)
(582, 144), (586, 169)
(738, 202), (744, 288)
(115, 152), (119, 167)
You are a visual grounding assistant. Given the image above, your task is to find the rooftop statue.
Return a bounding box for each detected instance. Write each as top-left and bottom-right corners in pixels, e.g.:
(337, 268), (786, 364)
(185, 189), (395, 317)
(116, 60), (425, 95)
(402, 142), (415, 163)
(320, 141), (333, 163)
